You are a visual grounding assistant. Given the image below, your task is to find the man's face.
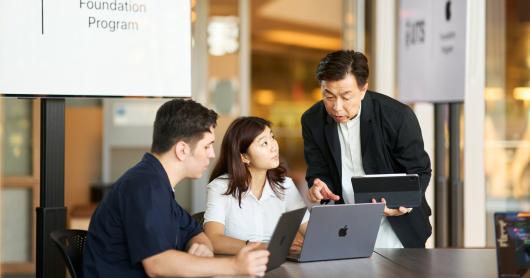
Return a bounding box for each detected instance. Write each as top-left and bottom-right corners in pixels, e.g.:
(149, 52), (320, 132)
(321, 73), (367, 123)
(185, 127), (216, 179)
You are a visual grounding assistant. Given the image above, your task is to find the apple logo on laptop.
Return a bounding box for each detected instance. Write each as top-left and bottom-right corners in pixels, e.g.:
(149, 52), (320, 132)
(338, 225), (348, 237)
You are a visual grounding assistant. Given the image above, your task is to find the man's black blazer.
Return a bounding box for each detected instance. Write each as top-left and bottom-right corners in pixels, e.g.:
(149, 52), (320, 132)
(301, 91), (432, 248)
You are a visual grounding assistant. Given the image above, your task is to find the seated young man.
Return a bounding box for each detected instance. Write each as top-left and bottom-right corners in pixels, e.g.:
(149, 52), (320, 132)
(83, 99), (269, 277)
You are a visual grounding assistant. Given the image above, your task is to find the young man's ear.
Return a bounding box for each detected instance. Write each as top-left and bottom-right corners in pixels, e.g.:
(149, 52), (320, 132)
(174, 141), (190, 161)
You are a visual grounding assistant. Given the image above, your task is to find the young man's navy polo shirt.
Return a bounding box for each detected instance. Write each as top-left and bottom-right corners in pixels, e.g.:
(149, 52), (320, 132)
(83, 153), (202, 277)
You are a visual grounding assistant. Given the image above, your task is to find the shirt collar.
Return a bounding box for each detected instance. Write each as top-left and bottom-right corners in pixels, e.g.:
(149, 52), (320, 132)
(141, 152), (174, 194)
(246, 179), (277, 202)
(262, 179), (277, 198)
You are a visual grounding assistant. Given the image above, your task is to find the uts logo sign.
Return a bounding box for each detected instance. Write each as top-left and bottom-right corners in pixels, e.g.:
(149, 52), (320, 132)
(405, 19), (425, 48)
(398, 0), (466, 103)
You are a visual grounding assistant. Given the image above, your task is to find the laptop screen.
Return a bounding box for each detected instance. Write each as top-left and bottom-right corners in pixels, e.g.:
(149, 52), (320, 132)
(494, 212), (530, 278)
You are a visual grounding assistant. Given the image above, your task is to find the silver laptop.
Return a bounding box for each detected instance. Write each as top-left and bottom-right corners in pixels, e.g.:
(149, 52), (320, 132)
(287, 203), (384, 262)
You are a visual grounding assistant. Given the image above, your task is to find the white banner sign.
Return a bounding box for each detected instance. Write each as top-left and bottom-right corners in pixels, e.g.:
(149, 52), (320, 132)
(0, 0), (191, 97)
(398, 0), (466, 103)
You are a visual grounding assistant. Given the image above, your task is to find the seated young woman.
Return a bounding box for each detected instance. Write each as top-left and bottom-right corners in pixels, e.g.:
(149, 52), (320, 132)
(204, 116), (309, 255)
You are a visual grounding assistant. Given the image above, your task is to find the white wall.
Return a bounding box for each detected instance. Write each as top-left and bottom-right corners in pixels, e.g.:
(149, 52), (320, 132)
(463, 0), (486, 247)
(373, 0), (396, 97)
(414, 104), (435, 248)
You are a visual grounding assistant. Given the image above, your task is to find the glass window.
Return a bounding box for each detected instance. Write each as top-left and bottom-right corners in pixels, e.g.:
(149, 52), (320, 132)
(207, 0), (241, 117)
(250, 0), (343, 185)
(1, 99), (33, 177)
(485, 0), (530, 246)
(1, 188), (32, 263)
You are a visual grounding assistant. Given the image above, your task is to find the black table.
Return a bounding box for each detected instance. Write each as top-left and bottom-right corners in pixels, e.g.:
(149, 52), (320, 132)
(263, 248), (497, 278)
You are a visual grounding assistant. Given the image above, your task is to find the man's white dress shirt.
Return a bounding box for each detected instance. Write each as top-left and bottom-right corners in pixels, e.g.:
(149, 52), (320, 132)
(337, 106), (403, 248)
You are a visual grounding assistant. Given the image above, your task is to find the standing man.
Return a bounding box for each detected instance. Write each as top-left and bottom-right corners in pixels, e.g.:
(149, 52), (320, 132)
(302, 50), (432, 248)
(84, 99), (269, 277)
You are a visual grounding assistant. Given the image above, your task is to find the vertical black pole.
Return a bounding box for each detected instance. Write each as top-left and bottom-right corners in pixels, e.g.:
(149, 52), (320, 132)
(434, 103), (449, 247)
(36, 98), (66, 278)
(449, 102), (463, 246)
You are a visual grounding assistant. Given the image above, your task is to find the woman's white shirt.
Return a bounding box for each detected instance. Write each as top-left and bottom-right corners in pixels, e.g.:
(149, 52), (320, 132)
(204, 175), (309, 242)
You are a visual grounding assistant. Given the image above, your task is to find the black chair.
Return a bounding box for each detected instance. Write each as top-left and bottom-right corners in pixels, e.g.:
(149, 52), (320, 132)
(192, 211), (205, 226)
(50, 229), (88, 278)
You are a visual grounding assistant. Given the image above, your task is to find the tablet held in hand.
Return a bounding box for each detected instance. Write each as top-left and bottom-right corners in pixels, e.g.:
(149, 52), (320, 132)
(351, 174), (421, 208)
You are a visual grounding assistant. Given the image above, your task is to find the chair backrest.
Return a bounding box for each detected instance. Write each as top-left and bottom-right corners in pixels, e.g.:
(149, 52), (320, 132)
(192, 211), (205, 226)
(50, 229), (88, 278)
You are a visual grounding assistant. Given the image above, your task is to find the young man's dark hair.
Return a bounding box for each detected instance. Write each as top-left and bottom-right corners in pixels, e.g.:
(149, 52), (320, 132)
(151, 98), (218, 154)
(315, 50), (369, 86)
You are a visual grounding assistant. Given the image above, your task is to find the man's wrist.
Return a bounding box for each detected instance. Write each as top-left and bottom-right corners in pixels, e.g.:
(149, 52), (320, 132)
(228, 256), (241, 275)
